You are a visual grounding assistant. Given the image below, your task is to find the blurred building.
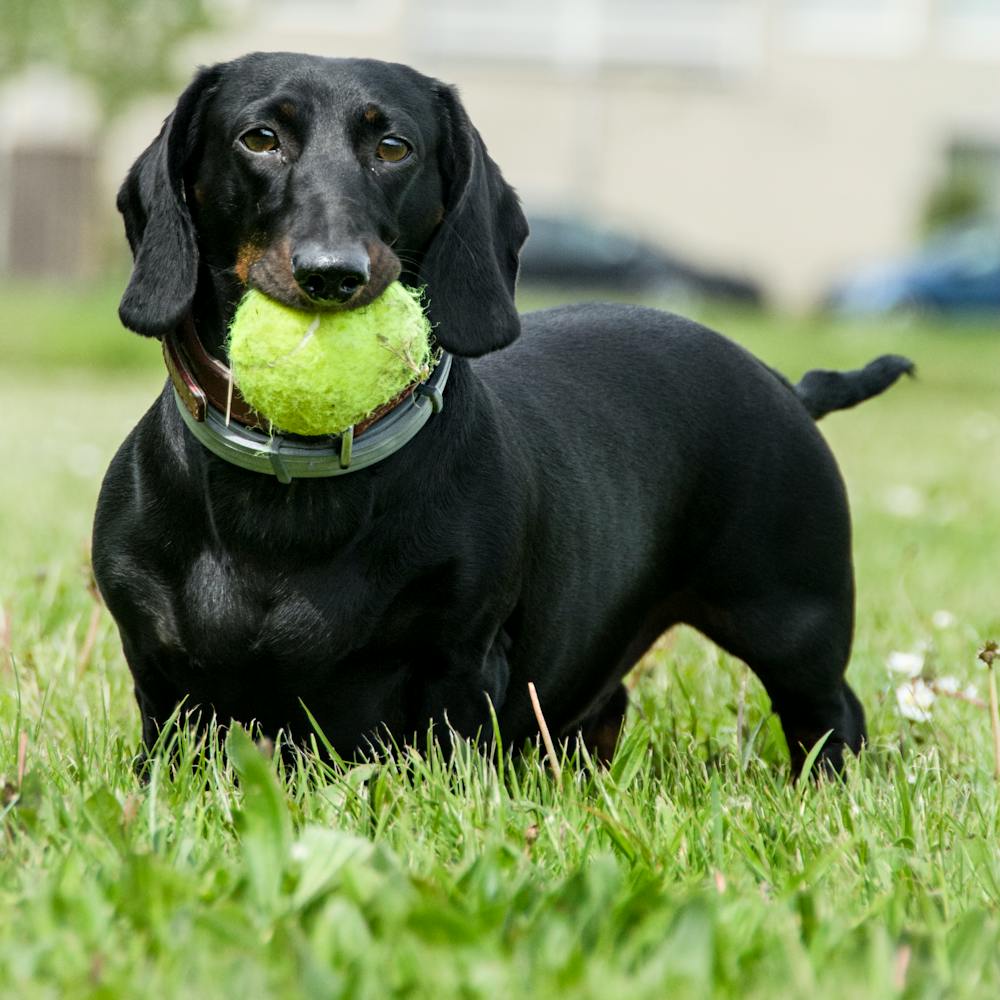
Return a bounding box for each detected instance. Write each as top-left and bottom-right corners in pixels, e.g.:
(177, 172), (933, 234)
(13, 0), (1000, 308)
(0, 67), (102, 280)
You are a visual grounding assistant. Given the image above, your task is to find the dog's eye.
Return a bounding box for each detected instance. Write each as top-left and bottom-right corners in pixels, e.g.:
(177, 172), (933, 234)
(375, 136), (412, 163)
(240, 128), (280, 154)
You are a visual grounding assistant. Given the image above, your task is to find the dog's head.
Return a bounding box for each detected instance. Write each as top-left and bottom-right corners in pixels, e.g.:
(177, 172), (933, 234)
(117, 53), (528, 357)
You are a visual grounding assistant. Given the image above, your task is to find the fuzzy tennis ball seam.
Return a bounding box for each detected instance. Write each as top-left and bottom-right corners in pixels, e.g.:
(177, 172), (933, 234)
(227, 282), (433, 437)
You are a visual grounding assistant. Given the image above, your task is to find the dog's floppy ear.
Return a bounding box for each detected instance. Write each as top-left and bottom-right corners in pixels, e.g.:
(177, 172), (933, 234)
(117, 65), (221, 337)
(420, 83), (529, 357)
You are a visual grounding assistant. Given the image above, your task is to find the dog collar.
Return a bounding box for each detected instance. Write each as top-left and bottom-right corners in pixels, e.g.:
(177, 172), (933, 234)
(163, 318), (451, 483)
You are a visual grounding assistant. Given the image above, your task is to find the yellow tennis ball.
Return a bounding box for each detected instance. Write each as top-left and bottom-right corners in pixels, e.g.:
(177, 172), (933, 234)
(228, 283), (433, 436)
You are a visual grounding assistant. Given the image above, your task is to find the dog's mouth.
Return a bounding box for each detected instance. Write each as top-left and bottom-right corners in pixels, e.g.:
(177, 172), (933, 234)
(236, 238), (403, 315)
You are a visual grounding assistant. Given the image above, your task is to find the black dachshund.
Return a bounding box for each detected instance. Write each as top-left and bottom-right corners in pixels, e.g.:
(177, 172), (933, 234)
(93, 53), (912, 772)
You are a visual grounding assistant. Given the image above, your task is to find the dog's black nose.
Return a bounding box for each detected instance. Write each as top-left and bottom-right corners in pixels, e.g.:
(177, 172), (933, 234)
(292, 246), (370, 303)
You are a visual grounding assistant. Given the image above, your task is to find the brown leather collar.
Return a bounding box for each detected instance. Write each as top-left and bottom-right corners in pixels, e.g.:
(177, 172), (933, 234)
(163, 315), (419, 438)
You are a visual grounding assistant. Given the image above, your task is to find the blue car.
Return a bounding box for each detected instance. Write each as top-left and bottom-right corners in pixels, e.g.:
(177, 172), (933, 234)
(826, 218), (1000, 317)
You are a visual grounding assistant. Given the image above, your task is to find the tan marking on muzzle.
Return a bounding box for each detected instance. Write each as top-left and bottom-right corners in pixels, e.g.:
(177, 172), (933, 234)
(235, 243), (265, 285)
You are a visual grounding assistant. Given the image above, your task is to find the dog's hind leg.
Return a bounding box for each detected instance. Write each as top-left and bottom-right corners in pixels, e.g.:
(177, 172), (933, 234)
(757, 640), (866, 777)
(685, 589), (865, 775)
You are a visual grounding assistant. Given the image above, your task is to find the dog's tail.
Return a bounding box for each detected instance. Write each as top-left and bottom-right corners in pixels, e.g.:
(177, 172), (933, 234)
(793, 354), (915, 420)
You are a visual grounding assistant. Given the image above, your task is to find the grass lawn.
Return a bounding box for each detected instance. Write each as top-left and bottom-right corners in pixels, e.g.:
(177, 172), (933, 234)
(1, 279), (999, 998)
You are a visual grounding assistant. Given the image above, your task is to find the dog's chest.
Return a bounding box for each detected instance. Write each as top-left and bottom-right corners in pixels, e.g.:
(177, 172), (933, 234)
(165, 541), (446, 681)
(170, 548), (375, 675)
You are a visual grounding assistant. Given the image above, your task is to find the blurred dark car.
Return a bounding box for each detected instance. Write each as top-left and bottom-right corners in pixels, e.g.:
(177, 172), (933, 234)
(825, 218), (1000, 317)
(518, 213), (763, 305)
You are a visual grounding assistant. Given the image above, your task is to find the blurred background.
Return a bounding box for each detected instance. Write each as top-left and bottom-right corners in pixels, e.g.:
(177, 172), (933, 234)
(0, 0), (998, 775)
(1, 0), (999, 315)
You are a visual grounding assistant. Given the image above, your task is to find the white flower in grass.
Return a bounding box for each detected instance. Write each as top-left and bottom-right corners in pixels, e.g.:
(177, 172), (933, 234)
(887, 650), (924, 678)
(962, 411), (1000, 443)
(964, 684), (980, 700)
(931, 610), (956, 630)
(935, 675), (961, 695)
(896, 679), (936, 722)
(883, 484), (925, 519)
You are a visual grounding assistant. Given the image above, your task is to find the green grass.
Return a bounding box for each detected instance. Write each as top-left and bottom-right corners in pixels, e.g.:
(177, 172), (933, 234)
(1, 279), (999, 997)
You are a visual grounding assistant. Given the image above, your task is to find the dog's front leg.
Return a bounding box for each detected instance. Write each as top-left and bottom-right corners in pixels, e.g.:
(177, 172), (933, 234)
(121, 637), (195, 771)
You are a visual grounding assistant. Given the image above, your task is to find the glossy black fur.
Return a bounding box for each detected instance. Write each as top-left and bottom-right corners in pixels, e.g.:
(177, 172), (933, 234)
(94, 53), (911, 772)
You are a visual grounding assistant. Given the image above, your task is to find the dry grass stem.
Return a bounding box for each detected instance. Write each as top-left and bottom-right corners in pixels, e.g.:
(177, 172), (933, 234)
(77, 565), (105, 678)
(527, 681), (562, 781)
(930, 681), (987, 710)
(76, 604), (103, 678)
(979, 643), (1000, 779)
(893, 944), (912, 991)
(990, 672), (1000, 781)
(16, 731), (27, 788)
